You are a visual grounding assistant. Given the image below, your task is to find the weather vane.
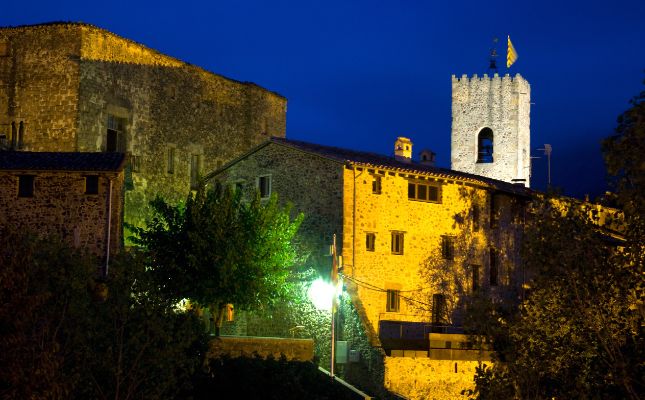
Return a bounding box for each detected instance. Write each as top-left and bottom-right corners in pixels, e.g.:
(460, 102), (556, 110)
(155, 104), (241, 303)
(488, 37), (499, 73)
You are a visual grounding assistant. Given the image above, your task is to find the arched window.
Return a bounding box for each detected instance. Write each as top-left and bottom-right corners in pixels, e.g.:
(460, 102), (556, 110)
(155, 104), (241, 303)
(477, 128), (494, 163)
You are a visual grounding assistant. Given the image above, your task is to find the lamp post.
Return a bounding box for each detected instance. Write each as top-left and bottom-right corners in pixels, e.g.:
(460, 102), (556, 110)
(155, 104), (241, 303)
(330, 234), (339, 379)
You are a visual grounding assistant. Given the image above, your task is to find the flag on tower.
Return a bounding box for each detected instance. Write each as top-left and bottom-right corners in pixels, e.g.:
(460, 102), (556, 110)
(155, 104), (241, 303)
(507, 35), (518, 68)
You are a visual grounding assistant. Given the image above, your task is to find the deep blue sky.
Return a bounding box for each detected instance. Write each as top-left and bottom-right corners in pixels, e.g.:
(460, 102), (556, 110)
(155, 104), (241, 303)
(3, 0), (644, 199)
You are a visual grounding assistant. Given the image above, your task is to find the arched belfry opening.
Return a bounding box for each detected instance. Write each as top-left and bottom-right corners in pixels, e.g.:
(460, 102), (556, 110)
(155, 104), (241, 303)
(477, 128), (494, 163)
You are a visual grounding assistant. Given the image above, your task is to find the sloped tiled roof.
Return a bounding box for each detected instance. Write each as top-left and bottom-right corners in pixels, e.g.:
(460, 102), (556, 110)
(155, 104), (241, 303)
(268, 137), (533, 196)
(0, 151), (126, 172)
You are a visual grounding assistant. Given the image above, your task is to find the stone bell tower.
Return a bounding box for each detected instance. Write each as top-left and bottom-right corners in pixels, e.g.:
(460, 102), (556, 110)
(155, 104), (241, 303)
(450, 73), (531, 187)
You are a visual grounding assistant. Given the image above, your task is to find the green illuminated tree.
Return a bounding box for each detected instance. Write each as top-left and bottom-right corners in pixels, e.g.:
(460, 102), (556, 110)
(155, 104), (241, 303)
(130, 185), (303, 335)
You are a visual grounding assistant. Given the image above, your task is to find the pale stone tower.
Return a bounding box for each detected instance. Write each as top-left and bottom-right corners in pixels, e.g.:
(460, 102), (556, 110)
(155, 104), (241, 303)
(450, 73), (531, 187)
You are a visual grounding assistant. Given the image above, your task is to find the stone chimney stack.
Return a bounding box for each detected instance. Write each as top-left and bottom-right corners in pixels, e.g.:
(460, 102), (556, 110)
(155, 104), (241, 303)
(394, 137), (413, 163)
(419, 149), (436, 167)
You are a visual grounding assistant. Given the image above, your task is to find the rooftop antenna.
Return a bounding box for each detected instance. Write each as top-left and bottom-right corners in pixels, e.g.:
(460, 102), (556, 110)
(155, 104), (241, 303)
(536, 144), (553, 187)
(488, 37), (499, 74)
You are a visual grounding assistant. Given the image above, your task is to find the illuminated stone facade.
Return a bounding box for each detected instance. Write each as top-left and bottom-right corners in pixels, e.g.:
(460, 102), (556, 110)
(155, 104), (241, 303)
(451, 74), (531, 187)
(208, 137), (529, 398)
(0, 152), (125, 259)
(0, 22), (286, 230)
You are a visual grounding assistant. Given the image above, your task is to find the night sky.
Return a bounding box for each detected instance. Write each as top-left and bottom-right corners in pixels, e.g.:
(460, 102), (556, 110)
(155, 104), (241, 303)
(2, 0), (644, 199)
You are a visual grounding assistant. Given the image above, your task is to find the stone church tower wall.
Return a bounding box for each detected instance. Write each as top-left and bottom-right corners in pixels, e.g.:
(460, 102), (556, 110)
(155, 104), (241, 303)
(451, 73), (531, 187)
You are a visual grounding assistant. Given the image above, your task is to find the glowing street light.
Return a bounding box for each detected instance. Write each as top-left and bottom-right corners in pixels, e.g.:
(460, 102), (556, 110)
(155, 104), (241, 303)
(308, 278), (336, 311)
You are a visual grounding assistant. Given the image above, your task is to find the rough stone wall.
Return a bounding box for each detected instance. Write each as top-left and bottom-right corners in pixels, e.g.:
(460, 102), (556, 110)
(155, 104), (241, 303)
(0, 24), (82, 151)
(451, 74), (531, 187)
(0, 169), (124, 258)
(211, 142), (345, 275)
(0, 23), (287, 231)
(206, 336), (315, 362)
(384, 357), (481, 400)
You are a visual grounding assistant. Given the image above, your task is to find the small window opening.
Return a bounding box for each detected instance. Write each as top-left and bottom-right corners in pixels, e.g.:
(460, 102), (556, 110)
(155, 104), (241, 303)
(471, 265), (480, 292)
(366, 233), (376, 252)
(490, 248), (498, 286)
(258, 175), (272, 199)
(106, 115), (126, 152)
(18, 121), (24, 149)
(85, 175), (99, 194)
(441, 235), (454, 260)
(372, 175), (382, 194)
(190, 154), (201, 189)
(167, 148), (175, 174)
(18, 175), (34, 197)
(391, 231), (404, 255)
(432, 293), (447, 325)
(386, 290), (400, 312)
(477, 128), (494, 163)
(11, 122), (16, 149)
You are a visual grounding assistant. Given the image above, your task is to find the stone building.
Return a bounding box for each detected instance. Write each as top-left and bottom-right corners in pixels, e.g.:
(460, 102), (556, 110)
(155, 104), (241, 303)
(0, 151), (125, 266)
(451, 73), (531, 187)
(207, 136), (531, 399)
(0, 22), (286, 231)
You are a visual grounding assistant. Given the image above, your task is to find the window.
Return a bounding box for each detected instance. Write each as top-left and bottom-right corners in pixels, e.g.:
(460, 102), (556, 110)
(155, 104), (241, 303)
(234, 181), (244, 193)
(477, 127), (494, 163)
(190, 154), (201, 189)
(470, 265), (480, 292)
(130, 154), (140, 173)
(366, 233), (376, 252)
(408, 181), (440, 203)
(11, 122), (16, 149)
(441, 235), (454, 260)
(391, 231), (404, 255)
(472, 205), (480, 232)
(167, 148), (175, 174)
(106, 114), (125, 152)
(258, 175), (271, 199)
(432, 293), (447, 325)
(85, 175), (99, 195)
(489, 248), (498, 286)
(372, 175), (382, 194)
(18, 175), (34, 197)
(386, 290), (400, 312)
(18, 121), (24, 149)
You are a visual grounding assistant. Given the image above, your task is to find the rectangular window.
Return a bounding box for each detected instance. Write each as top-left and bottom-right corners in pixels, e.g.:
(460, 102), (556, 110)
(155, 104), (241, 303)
(432, 293), (447, 325)
(441, 235), (454, 260)
(85, 175), (99, 195)
(130, 154), (140, 173)
(190, 154), (201, 189)
(18, 175), (34, 197)
(391, 231), (404, 255)
(258, 175), (272, 199)
(386, 290), (400, 312)
(408, 181), (441, 203)
(106, 114), (125, 152)
(473, 205), (480, 232)
(372, 175), (382, 194)
(167, 148), (175, 174)
(366, 233), (376, 252)
(471, 265), (480, 292)
(489, 248), (498, 286)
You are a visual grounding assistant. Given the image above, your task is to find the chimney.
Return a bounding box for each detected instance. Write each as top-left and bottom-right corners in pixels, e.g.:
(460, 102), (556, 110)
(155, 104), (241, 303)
(394, 137), (413, 163)
(419, 149), (436, 167)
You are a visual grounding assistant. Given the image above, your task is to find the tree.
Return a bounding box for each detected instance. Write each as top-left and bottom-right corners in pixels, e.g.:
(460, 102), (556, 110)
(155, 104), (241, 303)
(130, 185), (303, 335)
(468, 84), (645, 399)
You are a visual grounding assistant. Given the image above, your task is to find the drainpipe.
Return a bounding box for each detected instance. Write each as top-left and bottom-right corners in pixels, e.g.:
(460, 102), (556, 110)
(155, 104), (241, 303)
(104, 176), (113, 277)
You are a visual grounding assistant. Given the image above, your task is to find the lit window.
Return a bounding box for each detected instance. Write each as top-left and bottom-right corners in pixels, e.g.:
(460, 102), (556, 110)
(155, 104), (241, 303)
(477, 127), (494, 163)
(408, 181), (441, 203)
(258, 175), (271, 199)
(190, 154), (201, 189)
(366, 233), (376, 252)
(85, 175), (99, 195)
(489, 248), (498, 286)
(372, 175), (382, 194)
(391, 231), (404, 255)
(441, 236), (454, 260)
(18, 175), (34, 197)
(386, 290), (400, 312)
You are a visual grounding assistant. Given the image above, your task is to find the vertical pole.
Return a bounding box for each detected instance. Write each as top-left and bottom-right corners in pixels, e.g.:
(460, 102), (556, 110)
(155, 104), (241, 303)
(330, 233), (338, 379)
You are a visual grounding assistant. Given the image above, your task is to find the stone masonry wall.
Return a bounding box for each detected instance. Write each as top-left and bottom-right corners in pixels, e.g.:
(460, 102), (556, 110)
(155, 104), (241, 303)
(451, 74), (531, 187)
(0, 169), (124, 258)
(0, 23), (287, 232)
(0, 24), (81, 151)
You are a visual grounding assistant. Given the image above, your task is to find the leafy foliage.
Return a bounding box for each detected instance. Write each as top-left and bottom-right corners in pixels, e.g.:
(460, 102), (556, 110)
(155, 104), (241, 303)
(129, 185), (303, 332)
